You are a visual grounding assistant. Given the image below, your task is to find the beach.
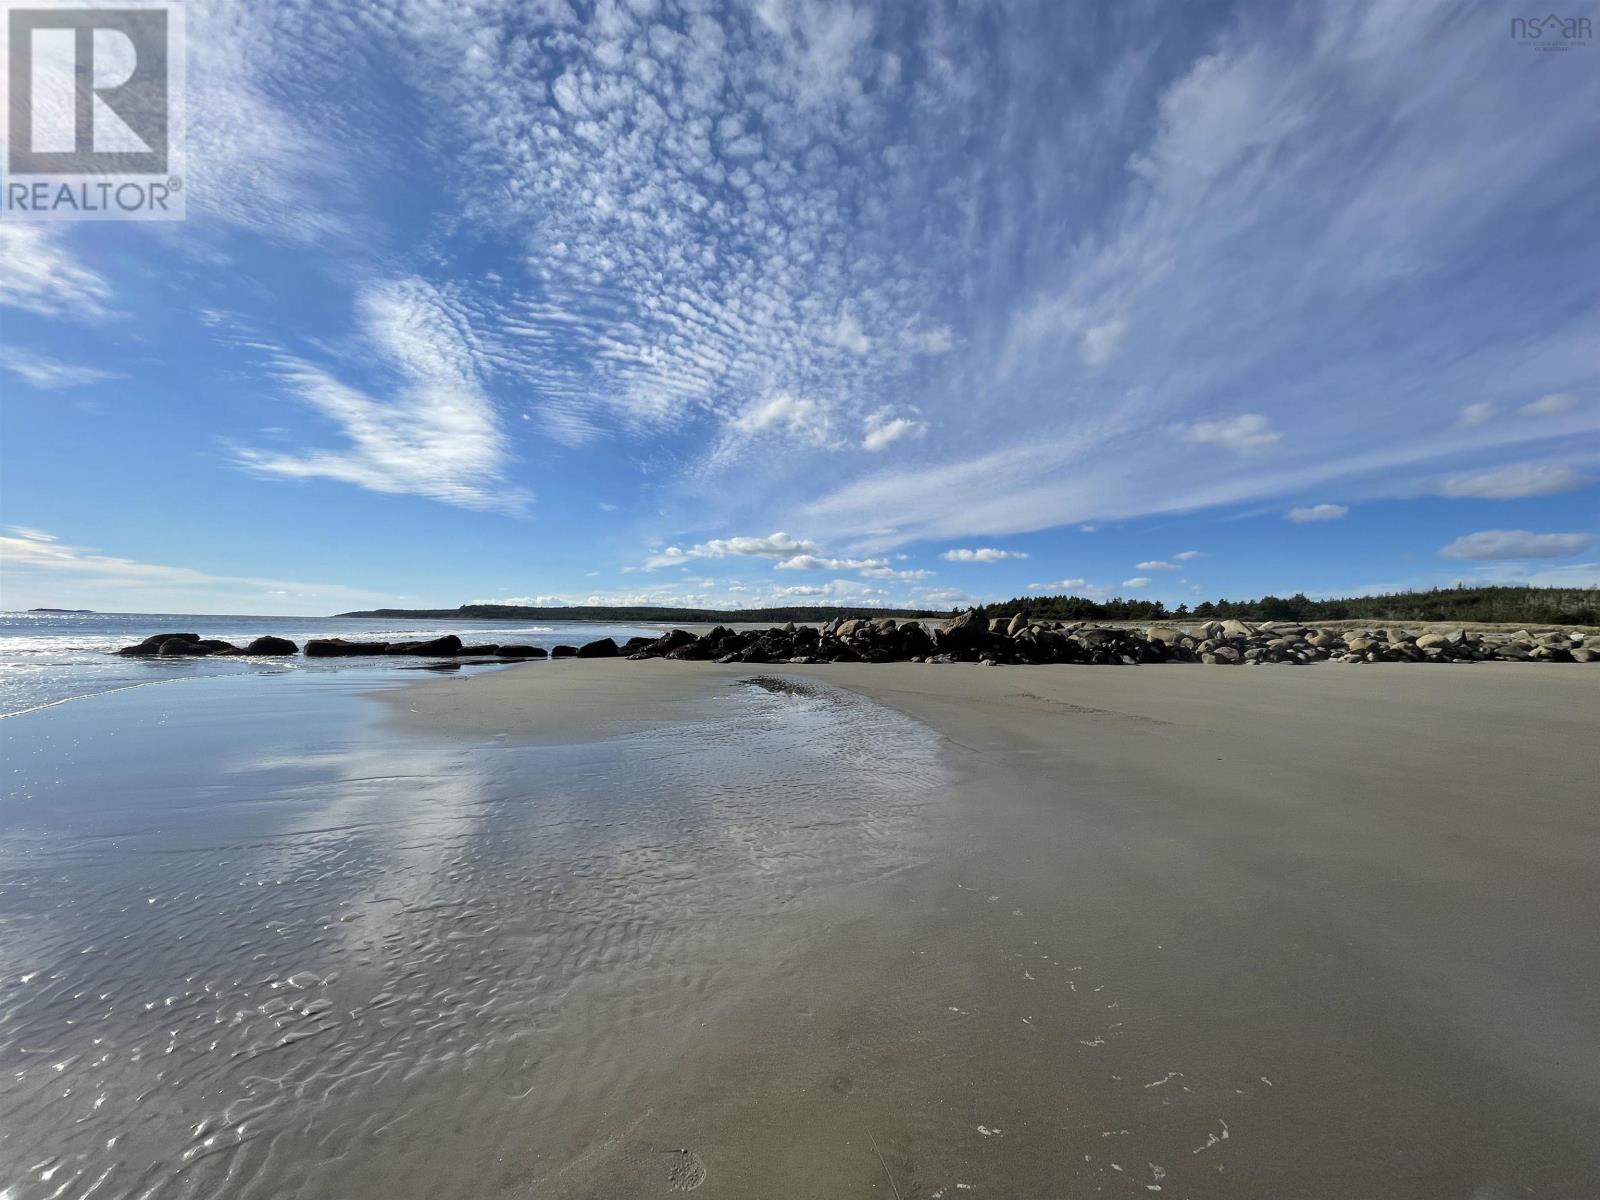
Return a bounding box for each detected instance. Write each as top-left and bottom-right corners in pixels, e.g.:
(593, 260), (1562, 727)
(3, 655), (1597, 1198)
(391, 659), (1600, 1197)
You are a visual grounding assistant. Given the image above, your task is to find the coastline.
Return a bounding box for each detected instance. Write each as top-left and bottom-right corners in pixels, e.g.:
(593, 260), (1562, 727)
(387, 659), (1600, 1194)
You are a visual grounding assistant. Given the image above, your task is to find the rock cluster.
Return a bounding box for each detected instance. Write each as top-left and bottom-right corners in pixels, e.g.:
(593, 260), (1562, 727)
(112, 616), (1596, 666)
(620, 612), (1598, 666)
(116, 631), (553, 660)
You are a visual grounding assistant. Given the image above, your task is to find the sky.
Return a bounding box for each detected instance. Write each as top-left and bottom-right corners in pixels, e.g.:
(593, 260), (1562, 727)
(1, 0), (1597, 616)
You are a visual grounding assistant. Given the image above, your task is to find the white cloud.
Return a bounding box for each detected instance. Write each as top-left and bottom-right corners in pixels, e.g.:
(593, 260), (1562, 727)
(1519, 393), (1578, 417)
(1456, 401), (1495, 427)
(1439, 530), (1591, 560)
(776, 553), (881, 572)
(862, 411), (929, 451)
(824, 310), (873, 355)
(1436, 463), (1591, 500)
(235, 278), (526, 513)
(1121, 576), (1152, 589)
(730, 391), (834, 446)
(1080, 317), (1127, 366)
(769, 550), (933, 582)
(941, 548), (1029, 562)
(0, 226), (112, 319)
(645, 531), (819, 569)
(0, 348), (120, 389)
(908, 326), (954, 355)
(1136, 559), (1180, 571)
(1176, 414), (1280, 456)
(1173, 550), (1205, 561)
(1286, 503), (1348, 523)
(0, 527), (384, 613)
(1027, 577), (1088, 591)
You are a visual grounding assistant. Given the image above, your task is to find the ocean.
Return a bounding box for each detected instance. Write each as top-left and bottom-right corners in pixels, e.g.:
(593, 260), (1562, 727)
(0, 611), (662, 717)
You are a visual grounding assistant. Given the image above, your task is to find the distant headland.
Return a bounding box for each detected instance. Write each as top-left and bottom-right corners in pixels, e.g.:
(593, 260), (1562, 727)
(27, 607), (96, 614)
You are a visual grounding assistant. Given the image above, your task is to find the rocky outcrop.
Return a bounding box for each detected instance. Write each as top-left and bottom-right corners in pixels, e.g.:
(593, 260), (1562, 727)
(550, 645), (578, 658)
(613, 613), (1599, 668)
(576, 637), (620, 658)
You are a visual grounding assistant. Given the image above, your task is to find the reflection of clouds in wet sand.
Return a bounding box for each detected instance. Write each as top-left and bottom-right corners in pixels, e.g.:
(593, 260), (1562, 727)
(0, 672), (948, 1200)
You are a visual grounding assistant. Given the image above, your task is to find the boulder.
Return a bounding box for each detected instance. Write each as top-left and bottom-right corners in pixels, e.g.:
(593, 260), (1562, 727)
(117, 632), (200, 656)
(1145, 626), (1183, 645)
(550, 644), (578, 658)
(495, 645), (546, 658)
(938, 608), (991, 652)
(1006, 613), (1028, 637)
(304, 639), (391, 657)
(402, 634), (464, 657)
(576, 637), (620, 658)
(158, 637), (209, 656)
(457, 644), (500, 656)
(245, 635), (298, 655)
(620, 636), (656, 655)
(1220, 619), (1255, 638)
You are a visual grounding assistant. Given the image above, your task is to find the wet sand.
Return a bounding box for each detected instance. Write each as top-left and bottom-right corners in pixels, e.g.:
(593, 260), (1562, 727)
(392, 660), (1600, 1197)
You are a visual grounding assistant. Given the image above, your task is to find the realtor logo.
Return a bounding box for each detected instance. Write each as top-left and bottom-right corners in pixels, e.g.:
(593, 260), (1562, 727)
(3, 0), (185, 220)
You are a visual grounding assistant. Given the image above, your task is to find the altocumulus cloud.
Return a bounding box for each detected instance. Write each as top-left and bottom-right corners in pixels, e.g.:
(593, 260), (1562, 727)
(1439, 530), (1592, 560)
(941, 548), (1029, 563)
(1286, 504), (1348, 523)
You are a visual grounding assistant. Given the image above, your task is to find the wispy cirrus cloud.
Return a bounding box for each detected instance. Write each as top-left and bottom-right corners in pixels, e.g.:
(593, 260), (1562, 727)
(234, 278), (528, 514)
(0, 226), (113, 320)
(0, 526), (386, 612)
(0, 348), (121, 390)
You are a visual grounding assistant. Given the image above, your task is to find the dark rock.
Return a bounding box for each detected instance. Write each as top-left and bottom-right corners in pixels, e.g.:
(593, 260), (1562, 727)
(158, 637), (209, 656)
(245, 636), (298, 655)
(457, 644), (500, 655)
(117, 632), (199, 656)
(621, 636), (655, 655)
(304, 638), (391, 657)
(550, 645), (578, 658)
(402, 634), (464, 657)
(576, 637), (620, 658)
(495, 645), (546, 658)
(937, 608), (991, 653)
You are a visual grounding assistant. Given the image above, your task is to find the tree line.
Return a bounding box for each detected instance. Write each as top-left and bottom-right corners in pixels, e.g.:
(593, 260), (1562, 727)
(979, 586), (1599, 626)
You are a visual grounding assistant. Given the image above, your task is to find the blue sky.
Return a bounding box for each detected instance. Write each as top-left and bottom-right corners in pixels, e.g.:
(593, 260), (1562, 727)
(1, 0), (1596, 615)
